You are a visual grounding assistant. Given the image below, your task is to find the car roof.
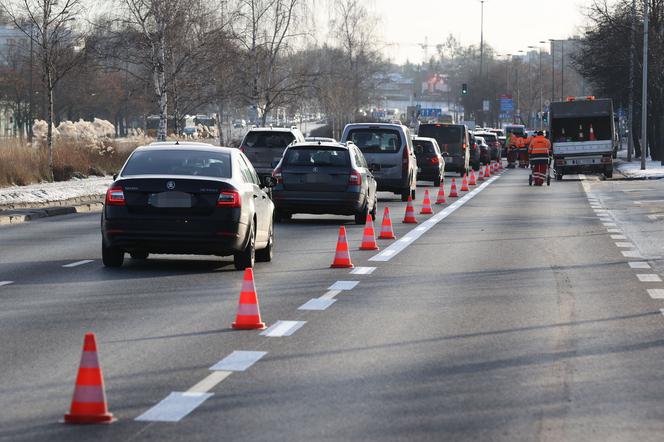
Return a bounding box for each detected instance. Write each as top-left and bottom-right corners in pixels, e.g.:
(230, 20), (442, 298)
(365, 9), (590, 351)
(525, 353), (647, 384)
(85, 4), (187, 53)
(412, 136), (437, 143)
(344, 123), (405, 129)
(136, 141), (236, 154)
(289, 141), (351, 150)
(247, 126), (301, 133)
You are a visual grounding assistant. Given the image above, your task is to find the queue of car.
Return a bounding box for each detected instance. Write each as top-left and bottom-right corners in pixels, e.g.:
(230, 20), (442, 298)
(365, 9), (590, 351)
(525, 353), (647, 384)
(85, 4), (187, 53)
(100, 121), (489, 270)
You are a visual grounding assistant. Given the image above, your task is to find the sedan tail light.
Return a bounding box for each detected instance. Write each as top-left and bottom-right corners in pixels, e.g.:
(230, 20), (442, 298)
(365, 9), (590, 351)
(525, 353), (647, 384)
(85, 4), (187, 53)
(272, 166), (283, 184)
(105, 187), (125, 206)
(217, 190), (241, 208)
(349, 169), (362, 185)
(430, 157), (440, 164)
(402, 146), (409, 177)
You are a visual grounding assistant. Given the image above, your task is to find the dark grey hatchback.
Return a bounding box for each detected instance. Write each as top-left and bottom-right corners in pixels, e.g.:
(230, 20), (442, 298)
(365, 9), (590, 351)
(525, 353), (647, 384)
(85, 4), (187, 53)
(271, 142), (378, 224)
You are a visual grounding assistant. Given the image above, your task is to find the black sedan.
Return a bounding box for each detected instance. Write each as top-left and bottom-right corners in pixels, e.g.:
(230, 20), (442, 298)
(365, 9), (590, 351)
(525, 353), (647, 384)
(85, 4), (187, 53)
(101, 142), (275, 270)
(412, 137), (445, 187)
(271, 141), (378, 224)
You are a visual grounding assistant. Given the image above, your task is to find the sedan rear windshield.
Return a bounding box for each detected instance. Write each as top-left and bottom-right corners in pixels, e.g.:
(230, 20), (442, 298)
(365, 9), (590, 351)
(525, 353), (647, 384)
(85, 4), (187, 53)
(284, 147), (350, 167)
(122, 150), (231, 178)
(478, 133), (497, 143)
(418, 125), (463, 144)
(242, 131), (295, 149)
(347, 128), (401, 153)
(413, 140), (436, 154)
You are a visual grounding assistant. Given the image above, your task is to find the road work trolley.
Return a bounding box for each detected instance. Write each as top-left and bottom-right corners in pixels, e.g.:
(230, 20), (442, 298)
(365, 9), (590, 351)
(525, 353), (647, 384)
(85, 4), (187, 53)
(529, 155), (551, 186)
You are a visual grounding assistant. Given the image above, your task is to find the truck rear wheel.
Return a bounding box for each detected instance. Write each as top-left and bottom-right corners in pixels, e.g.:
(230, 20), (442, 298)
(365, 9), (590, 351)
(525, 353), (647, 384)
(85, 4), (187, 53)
(555, 172), (563, 181)
(604, 169), (613, 179)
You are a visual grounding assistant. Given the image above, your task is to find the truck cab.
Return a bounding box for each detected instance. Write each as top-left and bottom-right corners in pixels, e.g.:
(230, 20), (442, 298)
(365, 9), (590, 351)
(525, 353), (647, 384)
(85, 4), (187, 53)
(549, 97), (615, 180)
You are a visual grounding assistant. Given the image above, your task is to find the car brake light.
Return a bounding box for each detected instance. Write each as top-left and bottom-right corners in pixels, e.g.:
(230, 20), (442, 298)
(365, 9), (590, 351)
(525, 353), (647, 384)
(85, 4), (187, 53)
(272, 166), (283, 184)
(349, 169), (362, 185)
(217, 190), (241, 208)
(105, 187), (125, 206)
(402, 146), (409, 176)
(431, 157), (440, 164)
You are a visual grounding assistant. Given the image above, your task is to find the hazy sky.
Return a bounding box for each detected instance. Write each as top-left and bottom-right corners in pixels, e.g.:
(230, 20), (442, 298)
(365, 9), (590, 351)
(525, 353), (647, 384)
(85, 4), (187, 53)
(318, 0), (589, 63)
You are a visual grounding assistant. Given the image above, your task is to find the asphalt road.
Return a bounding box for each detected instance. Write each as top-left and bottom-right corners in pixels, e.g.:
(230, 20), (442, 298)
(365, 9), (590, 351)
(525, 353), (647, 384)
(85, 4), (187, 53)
(2, 168), (664, 441)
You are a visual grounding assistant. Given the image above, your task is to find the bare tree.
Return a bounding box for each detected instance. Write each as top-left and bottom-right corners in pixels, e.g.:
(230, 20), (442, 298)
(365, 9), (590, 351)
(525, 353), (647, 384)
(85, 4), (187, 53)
(1, 0), (85, 180)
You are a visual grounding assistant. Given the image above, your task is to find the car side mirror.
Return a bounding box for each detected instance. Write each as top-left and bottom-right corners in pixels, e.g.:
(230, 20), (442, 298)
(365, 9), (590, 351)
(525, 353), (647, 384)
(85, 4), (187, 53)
(262, 176), (277, 188)
(113, 173), (118, 180)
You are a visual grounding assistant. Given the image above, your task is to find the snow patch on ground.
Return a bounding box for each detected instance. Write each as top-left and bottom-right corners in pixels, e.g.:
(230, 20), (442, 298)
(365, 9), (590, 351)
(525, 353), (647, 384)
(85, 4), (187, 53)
(615, 146), (664, 179)
(0, 176), (112, 206)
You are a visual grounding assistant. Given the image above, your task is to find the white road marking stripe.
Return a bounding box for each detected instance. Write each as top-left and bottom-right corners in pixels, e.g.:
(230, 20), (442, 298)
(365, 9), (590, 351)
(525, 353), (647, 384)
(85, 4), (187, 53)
(260, 320), (306, 337)
(187, 371), (232, 393)
(607, 228), (621, 233)
(62, 260), (94, 268)
(351, 267), (376, 275)
(637, 274), (662, 282)
(603, 223), (617, 227)
(319, 290), (341, 300)
(660, 308), (664, 317)
(647, 214), (664, 220)
(135, 392), (212, 422)
(615, 242), (635, 248)
(611, 235), (627, 240)
(298, 298), (336, 311)
(328, 281), (359, 291)
(622, 250), (645, 258)
(0, 281), (13, 287)
(648, 289), (664, 299)
(371, 175), (501, 262)
(629, 262), (651, 269)
(209, 351), (266, 371)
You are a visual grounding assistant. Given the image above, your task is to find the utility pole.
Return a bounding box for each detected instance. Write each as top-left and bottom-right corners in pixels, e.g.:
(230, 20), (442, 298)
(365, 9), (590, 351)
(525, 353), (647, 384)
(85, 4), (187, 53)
(28, 24), (33, 142)
(641, 0), (648, 170)
(628, 0), (636, 162)
(479, 0), (485, 77)
(560, 40), (565, 101)
(549, 39), (555, 103)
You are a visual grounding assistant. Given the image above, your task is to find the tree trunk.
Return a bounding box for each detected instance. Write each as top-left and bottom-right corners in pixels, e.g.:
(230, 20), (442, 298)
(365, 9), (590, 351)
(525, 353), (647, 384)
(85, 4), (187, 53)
(46, 73), (54, 182)
(217, 101), (224, 145)
(155, 34), (168, 141)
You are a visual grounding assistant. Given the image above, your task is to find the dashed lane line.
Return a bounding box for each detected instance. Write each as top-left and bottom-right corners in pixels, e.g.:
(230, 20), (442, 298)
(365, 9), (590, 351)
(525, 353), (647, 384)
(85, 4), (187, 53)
(611, 235), (627, 240)
(328, 281), (359, 291)
(637, 274), (662, 283)
(629, 262), (651, 269)
(370, 174), (501, 262)
(648, 289), (664, 299)
(0, 281), (13, 287)
(622, 250), (645, 258)
(260, 320), (306, 337)
(350, 267), (376, 275)
(62, 259), (94, 268)
(135, 392), (212, 422)
(616, 242), (635, 248)
(319, 290), (341, 300)
(187, 371), (232, 394)
(607, 228), (621, 234)
(298, 298), (336, 311)
(209, 351), (267, 371)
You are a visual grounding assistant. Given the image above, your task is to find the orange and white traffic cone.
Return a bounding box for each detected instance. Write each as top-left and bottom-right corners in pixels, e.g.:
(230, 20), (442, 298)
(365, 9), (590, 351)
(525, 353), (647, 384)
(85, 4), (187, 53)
(359, 214), (379, 250)
(435, 182), (446, 204)
(460, 174), (469, 191)
(64, 333), (115, 424)
(331, 226), (354, 268)
(378, 207), (396, 240)
(420, 189), (433, 215)
(469, 170), (477, 186)
(403, 196), (418, 223)
(485, 164), (491, 177)
(589, 124), (596, 141)
(477, 167), (484, 182)
(232, 268), (266, 329)
(449, 178), (459, 197)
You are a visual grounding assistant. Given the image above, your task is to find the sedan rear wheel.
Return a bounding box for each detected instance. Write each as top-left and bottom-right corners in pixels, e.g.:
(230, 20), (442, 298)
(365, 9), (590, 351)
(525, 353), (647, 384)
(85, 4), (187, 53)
(256, 222), (274, 263)
(400, 188), (410, 202)
(234, 224), (255, 270)
(102, 242), (124, 268)
(355, 204), (368, 225)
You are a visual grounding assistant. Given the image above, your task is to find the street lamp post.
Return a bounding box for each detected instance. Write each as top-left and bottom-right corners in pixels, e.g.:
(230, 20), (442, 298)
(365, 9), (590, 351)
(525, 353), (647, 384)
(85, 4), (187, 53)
(641, 0), (648, 170)
(479, 0), (485, 77)
(530, 42), (547, 130)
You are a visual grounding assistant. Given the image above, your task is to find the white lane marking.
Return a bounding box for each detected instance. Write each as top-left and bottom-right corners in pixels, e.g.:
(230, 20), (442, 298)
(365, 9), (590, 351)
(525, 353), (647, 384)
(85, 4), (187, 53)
(629, 262), (651, 269)
(351, 267), (376, 275)
(135, 392), (212, 422)
(371, 175), (501, 262)
(328, 281), (359, 291)
(647, 214), (664, 220)
(637, 274), (662, 282)
(660, 309), (664, 317)
(260, 320), (306, 337)
(648, 289), (664, 299)
(622, 250), (645, 258)
(603, 223), (617, 227)
(187, 371), (232, 393)
(62, 259), (94, 268)
(0, 281), (13, 287)
(616, 242), (635, 248)
(209, 351), (266, 371)
(611, 235), (627, 240)
(607, 229), (621, 233)
(298, 298), (336, 311)
(319, 290), (341, 300)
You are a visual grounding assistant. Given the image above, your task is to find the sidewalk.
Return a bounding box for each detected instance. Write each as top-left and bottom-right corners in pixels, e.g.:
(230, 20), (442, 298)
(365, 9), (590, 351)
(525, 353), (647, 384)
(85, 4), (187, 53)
(615, 146), (664, 179)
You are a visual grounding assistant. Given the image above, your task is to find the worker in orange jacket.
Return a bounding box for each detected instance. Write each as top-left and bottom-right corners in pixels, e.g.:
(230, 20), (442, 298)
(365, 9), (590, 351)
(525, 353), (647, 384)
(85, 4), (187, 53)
(528, 131), (552, 186)
(518, 133), (529, 168)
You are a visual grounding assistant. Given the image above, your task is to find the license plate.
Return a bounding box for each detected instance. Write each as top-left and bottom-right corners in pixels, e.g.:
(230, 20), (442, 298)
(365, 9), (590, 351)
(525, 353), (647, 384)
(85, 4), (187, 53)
(446, 157), (454, 163)
(149, 191), (192, 208)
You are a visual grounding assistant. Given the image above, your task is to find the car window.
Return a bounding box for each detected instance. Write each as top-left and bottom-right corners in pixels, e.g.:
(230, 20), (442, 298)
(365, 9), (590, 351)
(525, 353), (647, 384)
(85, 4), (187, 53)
(122, 150), (231, 178)
(352, 147), (367, 168)
(238, 154), (260, 185)
(242, 131), (295, 149)
(413, 140), (435, 154)
(284, 147), (350, 167)
(418, 125), (463, 144)
(347, 128), (402, 153)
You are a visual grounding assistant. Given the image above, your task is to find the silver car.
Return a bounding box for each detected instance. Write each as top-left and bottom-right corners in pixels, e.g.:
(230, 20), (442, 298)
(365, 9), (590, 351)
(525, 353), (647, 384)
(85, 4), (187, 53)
(340, 123), (418, 202)
(240, 126), (305, 178)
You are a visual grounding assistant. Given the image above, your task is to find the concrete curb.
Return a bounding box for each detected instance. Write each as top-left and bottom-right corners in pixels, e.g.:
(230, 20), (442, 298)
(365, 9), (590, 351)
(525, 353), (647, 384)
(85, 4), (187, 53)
(0, 202), (103, 226)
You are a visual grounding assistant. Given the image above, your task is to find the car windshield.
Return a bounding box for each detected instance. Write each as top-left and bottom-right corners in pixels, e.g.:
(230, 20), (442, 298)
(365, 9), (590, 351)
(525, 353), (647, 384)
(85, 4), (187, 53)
(347, 128), (401, 153)
(418, 125), (463, 144)
(122, 150), (232, 178)
(413, 140), (436, 154)
(284, 147), (350, 167)
(479, 133), (497, 143)
(242, 131), (295, 149)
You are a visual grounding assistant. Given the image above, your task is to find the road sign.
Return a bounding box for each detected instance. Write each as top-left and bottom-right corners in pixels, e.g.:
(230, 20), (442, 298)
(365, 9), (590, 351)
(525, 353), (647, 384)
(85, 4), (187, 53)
(544, 99), (551, 107)
(498, 95), (514, 112)
(420, 108), (442, 118)
(482, 100), (490, 112)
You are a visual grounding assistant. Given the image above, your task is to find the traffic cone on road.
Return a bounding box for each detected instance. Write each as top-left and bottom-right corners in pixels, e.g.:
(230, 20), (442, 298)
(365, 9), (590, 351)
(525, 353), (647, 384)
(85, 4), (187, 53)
(460, 174), (469, 191)
(485, 164), (491, 177)
(232, 268), (266, 329)
(589, 124), (597, 141)
(477, 167), (484, 182)
(64, 333), (115, 424)
(379, 207), (396, 240)
(469, 170), (477, 186)
(403, 196), (418, 223)
(420, 190), (433, 215)
(449, 178), (459, 197)
(331, 226), (354, 268)
(435, 182), (446, 204)
(359, 214), (379, 250)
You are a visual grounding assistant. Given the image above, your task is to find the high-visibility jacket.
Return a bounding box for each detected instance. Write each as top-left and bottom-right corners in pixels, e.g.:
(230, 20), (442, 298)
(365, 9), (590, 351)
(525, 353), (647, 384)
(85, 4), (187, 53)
(528, 136), (551, 155)
(524, 135), (532, 147)
(515, 137), (524, 149)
